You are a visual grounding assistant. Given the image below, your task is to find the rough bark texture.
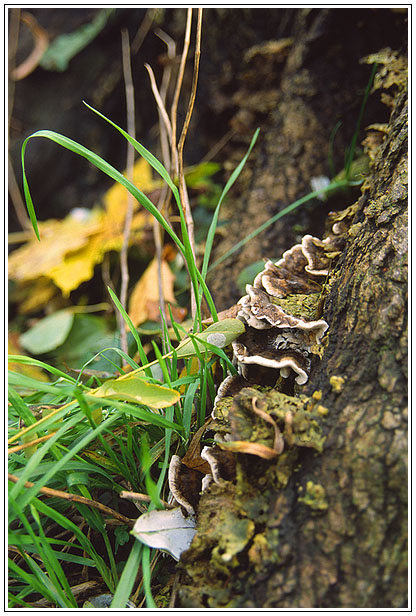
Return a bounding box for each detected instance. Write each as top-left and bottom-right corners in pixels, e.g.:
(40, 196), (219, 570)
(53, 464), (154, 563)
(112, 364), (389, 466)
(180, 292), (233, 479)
(176, 65), (408, 609)
(206, 8), (406, 310)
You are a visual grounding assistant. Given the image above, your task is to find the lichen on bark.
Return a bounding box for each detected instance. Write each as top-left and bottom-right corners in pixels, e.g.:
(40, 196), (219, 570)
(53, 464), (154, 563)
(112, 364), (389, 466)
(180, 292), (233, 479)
(177, 49), (407, 608)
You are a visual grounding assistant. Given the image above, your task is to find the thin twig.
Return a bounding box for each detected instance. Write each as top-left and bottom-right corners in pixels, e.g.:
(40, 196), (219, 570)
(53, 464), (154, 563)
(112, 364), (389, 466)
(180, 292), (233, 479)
(177, 8), (203, 321)
(120, 490), (172, 508)
(131, 8), (157, 54)
(8, 156), (31, 230)
(202, 127), (236, 163)
(8, 473), (135, 527)
(155, 28), (176, 171)
(119, 29), (136, 355)
(144, 63), (172, 143)
(8, 8), (20, 127)
(170, 8), (193, 178)
(8, 9), (32, 232)
(8, 432), (56, 454)
(146, 30), (177, 348)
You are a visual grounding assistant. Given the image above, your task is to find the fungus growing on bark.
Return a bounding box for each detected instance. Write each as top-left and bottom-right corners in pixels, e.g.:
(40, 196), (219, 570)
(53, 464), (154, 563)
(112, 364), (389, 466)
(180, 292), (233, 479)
(168, 455), (202, 515)
(217, 235), (333, 394)
(200, 446), (236, 483)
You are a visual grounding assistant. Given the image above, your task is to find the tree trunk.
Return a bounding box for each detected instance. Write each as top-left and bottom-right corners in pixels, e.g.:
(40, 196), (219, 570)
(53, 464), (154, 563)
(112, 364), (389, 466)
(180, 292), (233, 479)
(207, 8), (406, 311)
(176, 57), (408, 609)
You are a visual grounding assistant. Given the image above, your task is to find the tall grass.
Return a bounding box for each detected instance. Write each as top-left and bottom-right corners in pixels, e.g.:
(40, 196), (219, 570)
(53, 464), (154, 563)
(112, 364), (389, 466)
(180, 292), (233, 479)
(10, 105), (258, 607)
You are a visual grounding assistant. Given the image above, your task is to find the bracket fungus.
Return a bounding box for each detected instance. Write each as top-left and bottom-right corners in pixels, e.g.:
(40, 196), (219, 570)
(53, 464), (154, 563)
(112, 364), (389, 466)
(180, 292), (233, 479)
(157, 232), (339, 559)
(212, 233), (338, 415)
(229, 234), (333, 390)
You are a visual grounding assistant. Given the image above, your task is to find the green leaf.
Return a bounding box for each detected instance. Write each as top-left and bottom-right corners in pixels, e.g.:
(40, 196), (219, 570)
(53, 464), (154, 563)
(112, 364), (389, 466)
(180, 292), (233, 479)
(201, 128), (260, 281)
(175, 318), (245, 359)
(89, 374), (180, 409)
(19, 310), (74, 354)
(21, 130), (185, 252)
(40, 9), (115, 72)
(54, 314), (119, 371)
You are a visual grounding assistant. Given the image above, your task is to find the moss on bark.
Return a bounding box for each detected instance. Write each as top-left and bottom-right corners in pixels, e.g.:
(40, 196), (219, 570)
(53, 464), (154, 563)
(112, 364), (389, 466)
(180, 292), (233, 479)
(177, 51), (407, 608)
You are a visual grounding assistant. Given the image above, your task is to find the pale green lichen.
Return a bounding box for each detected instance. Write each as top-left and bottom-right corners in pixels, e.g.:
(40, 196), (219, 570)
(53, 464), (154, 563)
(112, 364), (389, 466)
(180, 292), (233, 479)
(330, 375), (345, 393)
(298, 480), (329, 510)
(271, 292), (321, 320)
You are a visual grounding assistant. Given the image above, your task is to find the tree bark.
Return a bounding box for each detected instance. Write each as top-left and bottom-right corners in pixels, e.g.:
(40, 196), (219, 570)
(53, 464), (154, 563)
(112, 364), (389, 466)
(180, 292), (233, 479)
(207, 8), (407, 310)
(176, 58), (407, 609)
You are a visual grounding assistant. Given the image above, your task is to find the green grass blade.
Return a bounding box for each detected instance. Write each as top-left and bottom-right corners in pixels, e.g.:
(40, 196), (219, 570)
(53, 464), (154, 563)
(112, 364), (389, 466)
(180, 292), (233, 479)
(84, 101), (179, 197)
(142, 546), (157, 607)
(202, 127), (260, 281)
(110, 539), (143, 608)
(183, 380), (199, 437)
(8, 355), (78, 382)
(8, 557), (55, 603)
(33, 498), (113, 589)
(29, 503), (77, 606)
(107, 287), (151, 376)
(21, 131), (185, 253)
(10, 412), (119, 508)
(208, 179), (353, 272)
(345, 62), (377, 179)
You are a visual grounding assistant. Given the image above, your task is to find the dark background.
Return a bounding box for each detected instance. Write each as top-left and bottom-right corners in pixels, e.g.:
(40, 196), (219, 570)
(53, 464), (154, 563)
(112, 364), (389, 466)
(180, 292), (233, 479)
(9, 8), (407, 227)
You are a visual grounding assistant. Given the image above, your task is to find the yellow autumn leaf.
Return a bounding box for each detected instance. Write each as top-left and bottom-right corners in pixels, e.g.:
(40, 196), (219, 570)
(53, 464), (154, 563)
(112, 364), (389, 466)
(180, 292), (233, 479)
(8, 213), (101, 283)
(104, 157), (162, 224)
(129, 258), (178, 326)
(9, 158), (160, 298)
(11, 277), (58, 315)
(47, 211), (151, 296)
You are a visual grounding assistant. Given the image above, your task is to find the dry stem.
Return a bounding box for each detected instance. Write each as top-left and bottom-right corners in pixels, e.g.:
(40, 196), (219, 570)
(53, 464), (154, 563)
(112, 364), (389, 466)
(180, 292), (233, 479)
(177, 8), (203, 321)
(8, 473), (135, 527)
(170, 8), (192, 177)
(119, 29), (136, 355)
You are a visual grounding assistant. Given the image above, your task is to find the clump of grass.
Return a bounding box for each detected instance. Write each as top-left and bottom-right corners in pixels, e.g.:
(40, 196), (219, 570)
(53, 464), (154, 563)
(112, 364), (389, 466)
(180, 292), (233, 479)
(9, 51), (376, 608)
(10, 86), (259, 606)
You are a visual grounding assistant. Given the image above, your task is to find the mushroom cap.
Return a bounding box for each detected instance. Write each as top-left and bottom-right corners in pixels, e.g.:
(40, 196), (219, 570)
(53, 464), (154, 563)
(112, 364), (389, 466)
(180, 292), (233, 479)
(243, 285), (328, 343)
(254, 259), (321, 297)
(233, 331), (310, 385)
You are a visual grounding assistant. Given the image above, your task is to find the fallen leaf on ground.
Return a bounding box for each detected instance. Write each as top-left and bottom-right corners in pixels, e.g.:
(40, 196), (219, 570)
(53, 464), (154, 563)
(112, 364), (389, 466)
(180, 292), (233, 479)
(89, 372), (180, 409)
(132, 507), (196, 561)
(128, 258), (185, 326)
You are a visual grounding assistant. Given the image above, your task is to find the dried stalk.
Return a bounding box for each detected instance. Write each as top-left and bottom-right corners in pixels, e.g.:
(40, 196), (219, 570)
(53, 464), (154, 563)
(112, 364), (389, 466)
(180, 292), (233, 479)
(119, 29), (136, 355)
(8, 432), (56, 454)
(145, 30), (177, 346)
(120, 490), (172, 508)
(144, 63), (172, 144)
(170, 8), (193, 177)
(131, 7), (157, 54)
(8, 473), (134, 527)
(8, 156), (31, 231)
(177, 8), (203, 300)
(155, 28), (176, 171)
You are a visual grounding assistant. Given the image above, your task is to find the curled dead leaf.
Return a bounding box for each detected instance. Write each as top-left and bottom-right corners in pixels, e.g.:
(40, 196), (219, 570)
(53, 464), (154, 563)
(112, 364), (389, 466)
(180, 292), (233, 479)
(11, 12), (49, 81)
(216, 439), (280, 460)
